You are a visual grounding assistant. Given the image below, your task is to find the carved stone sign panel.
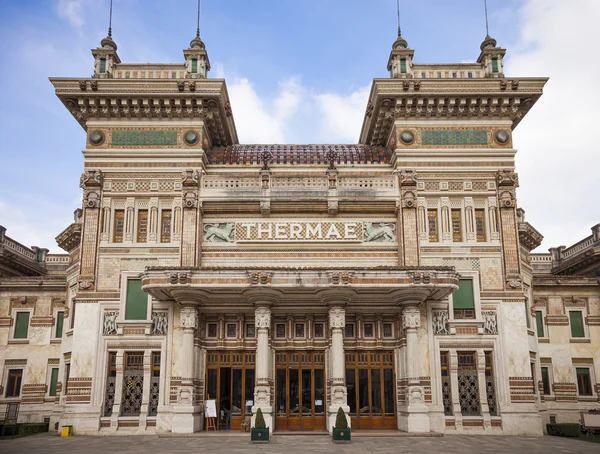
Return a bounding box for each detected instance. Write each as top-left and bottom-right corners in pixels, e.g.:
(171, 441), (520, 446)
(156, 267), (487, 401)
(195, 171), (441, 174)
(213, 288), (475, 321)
(202, 221), (397, 243)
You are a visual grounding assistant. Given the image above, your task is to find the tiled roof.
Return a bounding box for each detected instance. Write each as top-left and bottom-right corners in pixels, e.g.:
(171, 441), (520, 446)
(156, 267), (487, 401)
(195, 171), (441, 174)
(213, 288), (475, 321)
(207, 145), (392, 165)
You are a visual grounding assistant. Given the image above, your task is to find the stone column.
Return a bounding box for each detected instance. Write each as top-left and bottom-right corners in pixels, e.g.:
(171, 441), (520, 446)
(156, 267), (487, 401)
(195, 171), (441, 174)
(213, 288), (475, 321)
(172, 305), (201, 433)
(477, 350), (491, 430)
(139, 350), (152, 428)
(399, 305), (430, 432)
(110, 351), (125, 427)
(252, 305), (273, 432)
(328, 306), (350, 431)
(449, 350), (462, 429)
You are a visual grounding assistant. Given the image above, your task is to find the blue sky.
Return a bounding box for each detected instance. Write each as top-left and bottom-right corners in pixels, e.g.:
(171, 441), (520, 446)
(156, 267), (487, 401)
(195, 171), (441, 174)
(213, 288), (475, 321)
(0, 0), (598, 253)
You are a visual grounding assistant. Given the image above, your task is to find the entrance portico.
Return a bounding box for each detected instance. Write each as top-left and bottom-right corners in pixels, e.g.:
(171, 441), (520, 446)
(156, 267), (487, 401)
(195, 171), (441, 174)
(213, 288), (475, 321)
(142, 267), (458, 433)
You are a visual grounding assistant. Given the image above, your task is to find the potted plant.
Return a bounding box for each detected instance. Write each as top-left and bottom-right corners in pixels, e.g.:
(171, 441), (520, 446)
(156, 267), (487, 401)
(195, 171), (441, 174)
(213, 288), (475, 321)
(332, 407), (351, 442)
(250, 408), (269, 443)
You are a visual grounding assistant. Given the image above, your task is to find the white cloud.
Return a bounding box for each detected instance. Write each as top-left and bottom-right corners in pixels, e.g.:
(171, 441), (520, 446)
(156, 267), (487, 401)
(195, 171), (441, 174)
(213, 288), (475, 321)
(314, 86), (371, 143)
(57, 0), (86, 29)
(507, 0), (600, 251)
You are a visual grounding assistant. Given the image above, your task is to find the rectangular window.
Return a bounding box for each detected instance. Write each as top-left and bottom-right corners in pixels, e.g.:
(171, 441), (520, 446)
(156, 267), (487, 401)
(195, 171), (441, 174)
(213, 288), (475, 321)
(569, 311), (584, 338)
(276, 323), (286, 338)
(363, 323), (374, 337)
(453, 279), (475, 319)
(55, 311), (64, 338)
(226, 323), (237, 338)
(468, 72), (473, 78)
(383, 323), (393, 338)
(191, 58), (198, 73)
(535, 311), (544, 338)
(344, 323), (355, 338)
(207, 323), (217, 338)
(452, 72), (457, 78)
(125, 279), (147, 320)
(492, 57), (499, 73)
(99, 57), (106, 73)
(400, 58), (407, 73)
(113, 210), (125, 243)
(160, 210), (172, 243)
(428, 209), (439, 242)
(14, 312), (30, 339)
(49, 367), (59, 396)
(6, 369), (23, 397)
(451, 209), (463, 242)
(152, 352), (161, 378)
(475, 209), (486, 242)
(295, 323), (305, 338)
(541, 366), (551, 395)
(576, 368), (592, 396)
(137, 210), (149, 243)
(246, 323), (255, 338)
(314, 323), (324, 337)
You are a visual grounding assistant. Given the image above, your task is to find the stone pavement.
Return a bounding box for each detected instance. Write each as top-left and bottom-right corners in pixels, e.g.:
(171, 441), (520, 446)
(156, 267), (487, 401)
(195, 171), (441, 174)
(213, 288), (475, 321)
(2, 433), (598, 454)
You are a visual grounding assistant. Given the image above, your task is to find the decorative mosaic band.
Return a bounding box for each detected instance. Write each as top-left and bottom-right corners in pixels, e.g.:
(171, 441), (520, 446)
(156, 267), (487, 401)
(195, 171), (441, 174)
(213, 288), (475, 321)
(509, 377), (535, 403)
(553, 382), (578, 402)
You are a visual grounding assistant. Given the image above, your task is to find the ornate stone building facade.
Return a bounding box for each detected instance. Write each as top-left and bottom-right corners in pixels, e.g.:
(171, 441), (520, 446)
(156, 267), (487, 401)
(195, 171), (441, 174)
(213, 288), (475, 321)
(1, 27), (598, 436)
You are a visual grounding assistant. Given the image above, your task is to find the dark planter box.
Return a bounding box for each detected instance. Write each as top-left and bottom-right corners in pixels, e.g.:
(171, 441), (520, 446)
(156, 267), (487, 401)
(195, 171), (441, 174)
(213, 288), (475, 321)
(546, 423), (580, 437)
(332, 427), (351, 443)
(251, 428), (270, 443)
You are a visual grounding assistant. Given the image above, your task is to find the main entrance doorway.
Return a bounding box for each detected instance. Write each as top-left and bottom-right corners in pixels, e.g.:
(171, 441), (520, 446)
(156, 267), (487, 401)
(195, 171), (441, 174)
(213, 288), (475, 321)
(206, 351), (255, 430)
(346, 351), (396, 429)
(275, 351), (326, 431)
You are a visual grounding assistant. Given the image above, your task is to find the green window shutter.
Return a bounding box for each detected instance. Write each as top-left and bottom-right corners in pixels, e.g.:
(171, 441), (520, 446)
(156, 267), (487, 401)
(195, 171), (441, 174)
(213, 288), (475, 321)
(576, 367), (589, 376)
(125, 279), (147, 320)
(535, 311), (544, 337)
(453, 279), (475, 309)
(491, 58), (498, 73)
(99, 57), (106, 73)
(400, 59), (407, 73)
(191, 59), (197, 73)
(14, 312), (30, 339)
(49, 368), (59, 396)
(569, 311), (584, 337)
(55, 311), (64, 338)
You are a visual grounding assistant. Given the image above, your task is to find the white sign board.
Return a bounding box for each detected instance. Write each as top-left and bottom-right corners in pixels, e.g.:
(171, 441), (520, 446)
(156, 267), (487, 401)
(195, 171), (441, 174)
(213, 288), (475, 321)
(205, 399), (217, 418)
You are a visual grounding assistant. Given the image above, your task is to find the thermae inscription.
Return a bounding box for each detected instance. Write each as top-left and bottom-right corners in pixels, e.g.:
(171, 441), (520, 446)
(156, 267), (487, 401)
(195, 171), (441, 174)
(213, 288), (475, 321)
(202, 221), (396, 243)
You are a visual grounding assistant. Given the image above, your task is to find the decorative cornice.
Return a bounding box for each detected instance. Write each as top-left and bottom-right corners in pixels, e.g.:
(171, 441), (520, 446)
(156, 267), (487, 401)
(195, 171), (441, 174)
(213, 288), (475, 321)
(56, 223), (82, 253)
(50, 78), (238, 146)
(359, 78), (547, 146)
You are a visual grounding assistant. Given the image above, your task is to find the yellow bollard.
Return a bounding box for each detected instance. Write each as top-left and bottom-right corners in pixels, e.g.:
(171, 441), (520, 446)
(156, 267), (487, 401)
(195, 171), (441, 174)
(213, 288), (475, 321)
(61, 425), (73, 437)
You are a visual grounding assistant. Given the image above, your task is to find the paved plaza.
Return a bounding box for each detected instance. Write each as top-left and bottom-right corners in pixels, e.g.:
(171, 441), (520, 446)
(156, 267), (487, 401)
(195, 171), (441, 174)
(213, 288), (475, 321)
(2, 433), (599, 454)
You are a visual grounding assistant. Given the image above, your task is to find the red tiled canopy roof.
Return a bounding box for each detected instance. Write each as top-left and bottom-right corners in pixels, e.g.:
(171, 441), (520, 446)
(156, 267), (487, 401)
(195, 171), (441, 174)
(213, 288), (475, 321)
(207, 145), (392, 165)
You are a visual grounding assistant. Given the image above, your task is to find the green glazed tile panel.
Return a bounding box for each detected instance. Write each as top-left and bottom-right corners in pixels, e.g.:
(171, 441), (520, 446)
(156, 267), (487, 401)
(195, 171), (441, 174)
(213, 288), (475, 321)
(421, 129), (488, 146)
(111, 130), (178, 146)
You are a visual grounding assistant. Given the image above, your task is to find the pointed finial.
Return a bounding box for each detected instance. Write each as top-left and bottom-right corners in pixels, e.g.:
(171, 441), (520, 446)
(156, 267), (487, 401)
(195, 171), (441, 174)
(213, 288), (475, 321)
(196, 0), (201, 38)
(484, 0), (489, 37)
(108, 0), (113, 38)
(397, 0), (401, 37)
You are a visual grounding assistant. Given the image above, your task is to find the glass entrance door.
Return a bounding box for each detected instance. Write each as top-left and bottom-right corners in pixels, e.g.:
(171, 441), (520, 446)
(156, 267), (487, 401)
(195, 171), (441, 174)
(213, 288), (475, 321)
(276, 351), (326, 431)
(346, 351), (396, 429)
(206, 351), (255, 430)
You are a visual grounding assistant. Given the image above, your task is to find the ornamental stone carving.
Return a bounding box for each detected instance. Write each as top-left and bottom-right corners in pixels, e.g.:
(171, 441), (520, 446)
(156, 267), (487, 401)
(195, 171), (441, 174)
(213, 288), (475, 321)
(408, 386), (425, 406)
(182, 191), (198, 209)
(364, 222), (396, 242)
(432, 310), (449, 335)
(180, 307), (198, 329)
(151, 312), (168, 335)
(177, 386), (193, 405)
(255, 308), (271, 329)
(329, 308), (346, 329)
(203, 223), (234, 242)
(83, 190), (101, 208)
(402, 307), (421, 329)
(80, 170), (102, 189)
(181, 170), (200, 187)
(482, 311), (498, 334)
(103, 311), (118, 335)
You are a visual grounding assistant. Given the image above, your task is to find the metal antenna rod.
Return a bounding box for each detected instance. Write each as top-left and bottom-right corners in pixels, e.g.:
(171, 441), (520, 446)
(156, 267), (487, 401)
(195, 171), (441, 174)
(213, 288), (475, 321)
(196, 0), (201, 38)
(108, 0), (113, 37)
(397, 0), (401, 37)
(484, 0), (490, 37)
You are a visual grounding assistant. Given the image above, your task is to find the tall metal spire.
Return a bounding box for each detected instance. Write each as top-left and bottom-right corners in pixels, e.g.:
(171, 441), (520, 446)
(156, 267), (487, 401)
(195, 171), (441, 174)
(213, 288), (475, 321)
(196, 0), (201, 38)
(396, 0), (402, 37)
(484, 0), (490, 37)
(108, 0), (113, 38)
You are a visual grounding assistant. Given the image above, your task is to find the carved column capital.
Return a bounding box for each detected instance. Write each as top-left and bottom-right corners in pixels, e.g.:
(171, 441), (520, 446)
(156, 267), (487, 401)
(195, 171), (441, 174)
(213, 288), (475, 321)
(255, 306), (271, 329)
(328, 307), (346, 329)
(402, 306), (421, 330)
(179, 306), (198, 329)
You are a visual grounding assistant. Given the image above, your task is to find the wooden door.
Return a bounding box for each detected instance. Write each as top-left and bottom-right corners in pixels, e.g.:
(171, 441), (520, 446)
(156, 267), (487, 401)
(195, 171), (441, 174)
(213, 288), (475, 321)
(275, 351), (326, 431)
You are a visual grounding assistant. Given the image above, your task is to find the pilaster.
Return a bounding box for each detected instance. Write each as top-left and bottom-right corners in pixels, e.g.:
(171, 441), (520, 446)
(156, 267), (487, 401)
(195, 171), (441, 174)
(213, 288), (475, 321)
(180, 170), (201, 267)
(78, 170), (102, 291)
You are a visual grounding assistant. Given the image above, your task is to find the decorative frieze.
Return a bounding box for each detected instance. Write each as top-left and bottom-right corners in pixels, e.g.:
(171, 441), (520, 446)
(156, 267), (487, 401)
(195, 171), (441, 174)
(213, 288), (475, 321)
(482, 311), (498, 334)
(103, 311), (118, 335)
(432, 310), (449, 334)
(151, 311), (168, 335)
